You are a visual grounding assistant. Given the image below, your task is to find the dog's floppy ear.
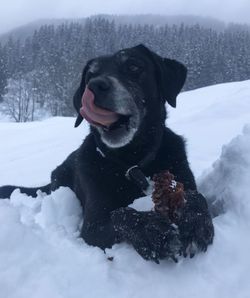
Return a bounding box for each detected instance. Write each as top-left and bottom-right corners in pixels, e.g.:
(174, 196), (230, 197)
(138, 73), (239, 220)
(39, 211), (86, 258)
(135, 44), (187, 108)
(73, 88), (84, 128)
(73, 60), (93, 127)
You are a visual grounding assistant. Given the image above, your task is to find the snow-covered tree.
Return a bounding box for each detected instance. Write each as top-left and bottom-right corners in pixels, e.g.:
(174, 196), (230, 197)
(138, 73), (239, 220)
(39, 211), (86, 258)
(2, 72), (46, 122)
(0, 44), (7, 101)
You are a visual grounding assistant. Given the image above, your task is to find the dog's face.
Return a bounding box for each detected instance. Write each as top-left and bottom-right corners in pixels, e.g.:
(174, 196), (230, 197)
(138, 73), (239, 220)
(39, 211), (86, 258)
(74, 44), (187, 148)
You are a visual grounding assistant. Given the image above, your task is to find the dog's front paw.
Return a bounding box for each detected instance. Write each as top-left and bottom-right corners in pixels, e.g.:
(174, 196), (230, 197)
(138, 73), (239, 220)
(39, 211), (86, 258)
(111, 207), (181, 263)
(177, 191), (214, 257)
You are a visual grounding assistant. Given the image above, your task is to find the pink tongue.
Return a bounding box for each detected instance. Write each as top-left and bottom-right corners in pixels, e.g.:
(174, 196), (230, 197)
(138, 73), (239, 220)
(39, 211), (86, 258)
(80, 87), (119, 127)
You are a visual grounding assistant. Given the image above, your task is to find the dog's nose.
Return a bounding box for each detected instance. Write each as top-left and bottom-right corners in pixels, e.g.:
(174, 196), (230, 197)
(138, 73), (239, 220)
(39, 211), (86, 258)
(88, 77), (111, 95)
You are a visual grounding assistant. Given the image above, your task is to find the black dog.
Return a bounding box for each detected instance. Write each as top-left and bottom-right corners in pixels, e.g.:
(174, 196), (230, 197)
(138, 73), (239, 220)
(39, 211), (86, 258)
(0, 44), (214, 263)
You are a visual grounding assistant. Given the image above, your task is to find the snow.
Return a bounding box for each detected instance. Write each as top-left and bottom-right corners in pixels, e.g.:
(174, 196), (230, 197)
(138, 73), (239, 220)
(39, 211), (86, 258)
(168, 80), (250, 177)
(0, 117), (86, 186)
(0, 110), (11, 122)
(1, 80), (250, 298)
(198, 124), (250, 218)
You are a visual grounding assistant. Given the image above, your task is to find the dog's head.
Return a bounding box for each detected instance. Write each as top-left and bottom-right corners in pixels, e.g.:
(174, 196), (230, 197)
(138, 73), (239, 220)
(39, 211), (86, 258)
(73, 44), (187, 148)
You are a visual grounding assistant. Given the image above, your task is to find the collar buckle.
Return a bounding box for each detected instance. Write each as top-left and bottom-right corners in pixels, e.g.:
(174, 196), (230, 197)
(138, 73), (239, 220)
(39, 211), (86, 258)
(125, 165), (149, 193)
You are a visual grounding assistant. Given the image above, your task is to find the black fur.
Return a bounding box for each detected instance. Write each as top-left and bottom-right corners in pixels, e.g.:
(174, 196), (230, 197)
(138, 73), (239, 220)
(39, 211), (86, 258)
(0, 45), (214, 262)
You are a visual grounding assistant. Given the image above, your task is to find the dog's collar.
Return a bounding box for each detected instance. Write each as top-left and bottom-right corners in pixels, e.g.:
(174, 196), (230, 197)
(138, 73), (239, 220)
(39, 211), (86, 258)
(96, 146), (152, 194)
(125, 165), (150, 193)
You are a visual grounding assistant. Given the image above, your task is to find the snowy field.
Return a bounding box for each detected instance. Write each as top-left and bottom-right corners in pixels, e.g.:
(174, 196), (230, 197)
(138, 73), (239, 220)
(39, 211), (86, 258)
(0, 80), (250, 298)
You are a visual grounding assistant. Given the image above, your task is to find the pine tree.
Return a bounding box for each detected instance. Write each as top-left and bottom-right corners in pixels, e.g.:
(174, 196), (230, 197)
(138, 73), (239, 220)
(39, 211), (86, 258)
(0, 44), (8, 101)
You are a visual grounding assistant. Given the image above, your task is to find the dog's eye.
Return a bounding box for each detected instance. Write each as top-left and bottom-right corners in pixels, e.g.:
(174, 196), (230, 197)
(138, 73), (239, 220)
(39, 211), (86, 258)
(128, 64), (141, 73)
(126, 59), (143, 74)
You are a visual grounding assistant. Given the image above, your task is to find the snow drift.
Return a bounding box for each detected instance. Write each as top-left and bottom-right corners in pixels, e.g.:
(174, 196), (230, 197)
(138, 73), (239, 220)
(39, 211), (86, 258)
(199, 124), (250, 219)
(0, 80), (250, 298)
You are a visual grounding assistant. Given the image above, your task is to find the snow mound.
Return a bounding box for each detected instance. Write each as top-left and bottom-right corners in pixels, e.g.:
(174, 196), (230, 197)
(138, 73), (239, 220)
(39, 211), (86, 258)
(199, 124), (250, 219)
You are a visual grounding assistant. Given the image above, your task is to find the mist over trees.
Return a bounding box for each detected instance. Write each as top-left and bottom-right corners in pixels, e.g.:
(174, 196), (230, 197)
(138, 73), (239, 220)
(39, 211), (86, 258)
(0, 17), (250, 121)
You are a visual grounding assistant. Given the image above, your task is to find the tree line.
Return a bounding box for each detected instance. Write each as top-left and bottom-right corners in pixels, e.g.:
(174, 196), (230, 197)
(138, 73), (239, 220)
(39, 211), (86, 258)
(0, 18), (250, 121)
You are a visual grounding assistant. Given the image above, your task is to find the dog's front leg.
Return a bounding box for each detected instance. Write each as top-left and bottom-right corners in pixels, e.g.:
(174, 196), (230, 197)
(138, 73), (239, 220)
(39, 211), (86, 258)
(176, 191), (214, 257)
(110, 207), (182, 263)
(81, 219), (118, 249)
(80, 201), (119, 250)
(81, 199), (182, 263)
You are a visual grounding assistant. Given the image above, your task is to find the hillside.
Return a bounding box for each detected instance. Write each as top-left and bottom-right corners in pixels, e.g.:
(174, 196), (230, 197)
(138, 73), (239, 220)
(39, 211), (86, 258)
(0, 14), (225, 44)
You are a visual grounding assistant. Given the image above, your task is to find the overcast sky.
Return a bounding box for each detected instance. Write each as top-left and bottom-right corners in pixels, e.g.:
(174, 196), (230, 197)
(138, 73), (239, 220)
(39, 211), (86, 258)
(0, 0), (249, 34)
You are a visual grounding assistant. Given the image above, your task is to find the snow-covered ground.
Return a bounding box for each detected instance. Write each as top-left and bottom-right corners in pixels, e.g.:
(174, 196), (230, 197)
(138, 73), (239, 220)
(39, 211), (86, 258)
(0, 80), (250, 298)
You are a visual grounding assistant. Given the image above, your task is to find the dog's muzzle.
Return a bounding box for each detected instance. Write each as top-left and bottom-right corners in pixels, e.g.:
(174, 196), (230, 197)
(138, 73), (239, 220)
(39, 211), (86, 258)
(80, 87), (120, 127)
(76, 81), (141, 148)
